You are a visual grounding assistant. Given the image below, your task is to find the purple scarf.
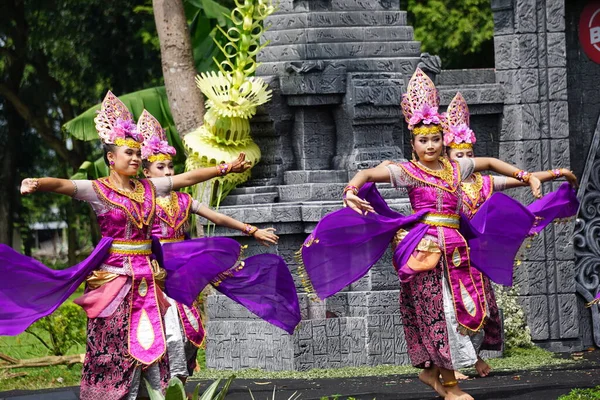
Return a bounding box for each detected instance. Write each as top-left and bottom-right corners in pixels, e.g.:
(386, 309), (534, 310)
(300, 182), (579, 299)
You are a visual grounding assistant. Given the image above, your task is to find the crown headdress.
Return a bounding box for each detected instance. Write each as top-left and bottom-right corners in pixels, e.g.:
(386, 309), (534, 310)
(94, 91), (142, 148)
(441, 92), (476, 149)
(401, 67), (443, 135)
(138, 110), (176, 162)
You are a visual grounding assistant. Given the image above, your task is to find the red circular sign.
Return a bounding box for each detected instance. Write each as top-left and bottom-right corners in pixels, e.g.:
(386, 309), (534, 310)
(580, 1), (600, 64)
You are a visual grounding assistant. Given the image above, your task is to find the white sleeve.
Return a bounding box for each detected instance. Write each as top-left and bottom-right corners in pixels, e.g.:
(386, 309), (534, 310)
(191, 199), (204, 214)
(71, 180), (104, 213)
(149, 177), (173, 197)
(492, 176), (507, 192)
(457, 158), (476, 181)
(386, 164), (412, 189)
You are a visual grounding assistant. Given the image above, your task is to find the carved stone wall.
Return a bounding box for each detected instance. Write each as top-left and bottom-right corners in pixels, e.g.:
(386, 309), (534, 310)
(491, 0), (580, 352)
(204, 0), (589, 371)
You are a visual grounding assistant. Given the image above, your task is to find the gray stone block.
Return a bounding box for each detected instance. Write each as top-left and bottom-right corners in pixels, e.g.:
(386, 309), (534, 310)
(515, 0), (537, 33)
(548, 68), (568, 101)
(546, 33), (567, 67)
(513, 261), (547, 295)
(541, 138), (570, 171)
(548, 100), (570, 139)
(284, 170), (348, 184)
(546, 0), (566, 32)
(518, 295), (549, 340)
(498, 140), (542, 171)
(438, 69), (497, 86)
(258, 57), (420, 75)
(493, 9), (515, 35)
(518, 34), (539, 68)
(494, 35), (518, 71)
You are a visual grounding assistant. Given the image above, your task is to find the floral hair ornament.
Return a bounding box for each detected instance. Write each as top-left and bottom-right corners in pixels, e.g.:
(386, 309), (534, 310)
(401, 67), (443, 134)
(138, 109), (177, 163)
(442, 92), (476, 149)
(94, 91), (142, 149)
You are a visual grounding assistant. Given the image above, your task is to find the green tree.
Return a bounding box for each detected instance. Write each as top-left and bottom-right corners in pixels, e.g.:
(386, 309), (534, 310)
(0, 0), (163, 255)
(407, 0), (495, 69)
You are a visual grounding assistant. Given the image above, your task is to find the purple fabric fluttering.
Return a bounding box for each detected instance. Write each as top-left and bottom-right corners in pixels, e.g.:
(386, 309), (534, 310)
(300, 183), (426, 299)
(0, 238), (113, 336)
(159, 237), (301, 334)
(160, 237), (242, 307)
(300, 182), (579, 299)
(527, 182), (579, 235)
(460, 193), (535, 286)
(215, 254), (301, 334)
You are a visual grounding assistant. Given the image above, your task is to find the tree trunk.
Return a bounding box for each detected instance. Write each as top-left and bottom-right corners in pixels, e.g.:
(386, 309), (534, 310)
(152, 0), (205, 137)
(0, 104), (21, 246)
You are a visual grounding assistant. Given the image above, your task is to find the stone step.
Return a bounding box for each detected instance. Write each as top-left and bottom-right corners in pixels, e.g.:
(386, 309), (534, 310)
(284, 170), (349, 185)
(278, 182), (407, 202)
(279, 0), (401, 12)
(230, 185), (279, 195)
(257, 57), (420, 75)
(263, 26), (415, 46)
(220, 192), (279, 206)
(258, 41), (421, 62)
(437, 68), (497, 86)
(267, 11), (408, 31)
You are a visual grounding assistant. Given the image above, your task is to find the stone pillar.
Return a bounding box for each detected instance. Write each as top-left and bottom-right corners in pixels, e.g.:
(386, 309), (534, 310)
(492, 0), (579, 351)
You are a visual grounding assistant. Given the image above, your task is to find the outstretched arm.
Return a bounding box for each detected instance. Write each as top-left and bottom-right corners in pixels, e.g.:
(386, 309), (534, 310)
(20, 178), (75, 196)
(343, 166), (391, 215)
(195, 206), (279, 247)
(170, 153), (252, 191)
(473, 157), (542, 198)
(503, 168), (578, 189)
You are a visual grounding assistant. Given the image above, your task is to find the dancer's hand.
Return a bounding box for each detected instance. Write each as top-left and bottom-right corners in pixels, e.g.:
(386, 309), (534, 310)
(20, 178), (39, 195)
(562, 169), (579, 188)
(230, 152), (252, 173)
(254, 228), (279, 247)
(529, 175), (542, 198)
(344, 192), (375, 215)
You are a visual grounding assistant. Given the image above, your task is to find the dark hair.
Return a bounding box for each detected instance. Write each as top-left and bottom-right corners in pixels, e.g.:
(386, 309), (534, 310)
(103, 144), (117, 166)
(142, 160), (152, 170)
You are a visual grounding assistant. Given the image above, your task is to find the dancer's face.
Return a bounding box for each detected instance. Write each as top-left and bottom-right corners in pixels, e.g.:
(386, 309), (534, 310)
(447, 147), (474, 160)
(107, 146), (142, 176)
(412, 132), (443, 162)
(143, 160), (174, 178)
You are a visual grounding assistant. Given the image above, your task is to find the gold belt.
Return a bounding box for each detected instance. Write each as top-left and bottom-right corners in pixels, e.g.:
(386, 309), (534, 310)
(159, 236), (184, 244)
(420, 213), (460, 229)
(109, 239), (152, 255)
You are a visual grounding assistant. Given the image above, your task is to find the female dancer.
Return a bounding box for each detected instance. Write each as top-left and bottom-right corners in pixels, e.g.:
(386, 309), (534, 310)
(138, 109), (299, 382)
(3, 91), (251, 399)
(300, 68), (559, 400)
(442, 92), (578, 379)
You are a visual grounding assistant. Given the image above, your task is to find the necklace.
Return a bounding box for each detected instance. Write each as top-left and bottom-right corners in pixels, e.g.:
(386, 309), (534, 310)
(156, 192), (179, 218)
(461, 173), (483, 204)
(411, 157), (455, 184)
(101, 177), (145, 203)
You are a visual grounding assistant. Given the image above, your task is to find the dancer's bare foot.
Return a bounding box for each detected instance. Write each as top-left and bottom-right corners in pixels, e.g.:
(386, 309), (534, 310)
(454, 370), (469, 380)
(419, 367), (447, 397)
(444, 384), (475, 400)
(475, 357), (491, 377)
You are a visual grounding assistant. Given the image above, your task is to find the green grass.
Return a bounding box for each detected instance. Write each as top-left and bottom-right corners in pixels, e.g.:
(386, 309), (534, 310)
(558, 386), (600, 400)
(190, 346), (575, 381)
(0, 322), (579, 392)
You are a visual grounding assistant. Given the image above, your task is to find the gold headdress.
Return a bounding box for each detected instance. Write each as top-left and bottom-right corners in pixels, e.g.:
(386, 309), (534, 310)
(94, 91), (142, 148)
(441, 92), (476, 149)
(400, 67), (443, 135)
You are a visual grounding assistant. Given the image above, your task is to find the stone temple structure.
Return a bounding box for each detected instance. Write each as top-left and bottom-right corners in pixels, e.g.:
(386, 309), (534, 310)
(202, 0), (600, 370)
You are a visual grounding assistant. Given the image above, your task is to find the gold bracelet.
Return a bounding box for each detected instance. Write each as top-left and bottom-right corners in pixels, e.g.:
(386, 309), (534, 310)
(242, 224), (258, 236)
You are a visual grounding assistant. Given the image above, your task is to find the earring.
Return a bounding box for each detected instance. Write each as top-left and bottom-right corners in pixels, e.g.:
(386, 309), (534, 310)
(411, 151), (417, 161)
(109, 160), (115, 167)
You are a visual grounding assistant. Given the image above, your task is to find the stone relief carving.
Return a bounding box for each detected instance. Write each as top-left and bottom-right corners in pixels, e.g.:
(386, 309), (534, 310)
(574, 114), (600, 347)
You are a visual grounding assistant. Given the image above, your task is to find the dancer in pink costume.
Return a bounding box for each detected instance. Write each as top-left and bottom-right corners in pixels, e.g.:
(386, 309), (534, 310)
(13, 91), (251, 399)
(138, 109), (279, 382)
(341, 68), (543, 400)
(442, 92), (577, 380)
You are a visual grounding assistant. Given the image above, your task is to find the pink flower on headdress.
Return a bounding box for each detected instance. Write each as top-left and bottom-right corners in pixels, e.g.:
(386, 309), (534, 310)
(142, 135), (177, 159)
(109, 118), (141, 143)
(409, 103), (441, 127)
(444, 123), (476, 146)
